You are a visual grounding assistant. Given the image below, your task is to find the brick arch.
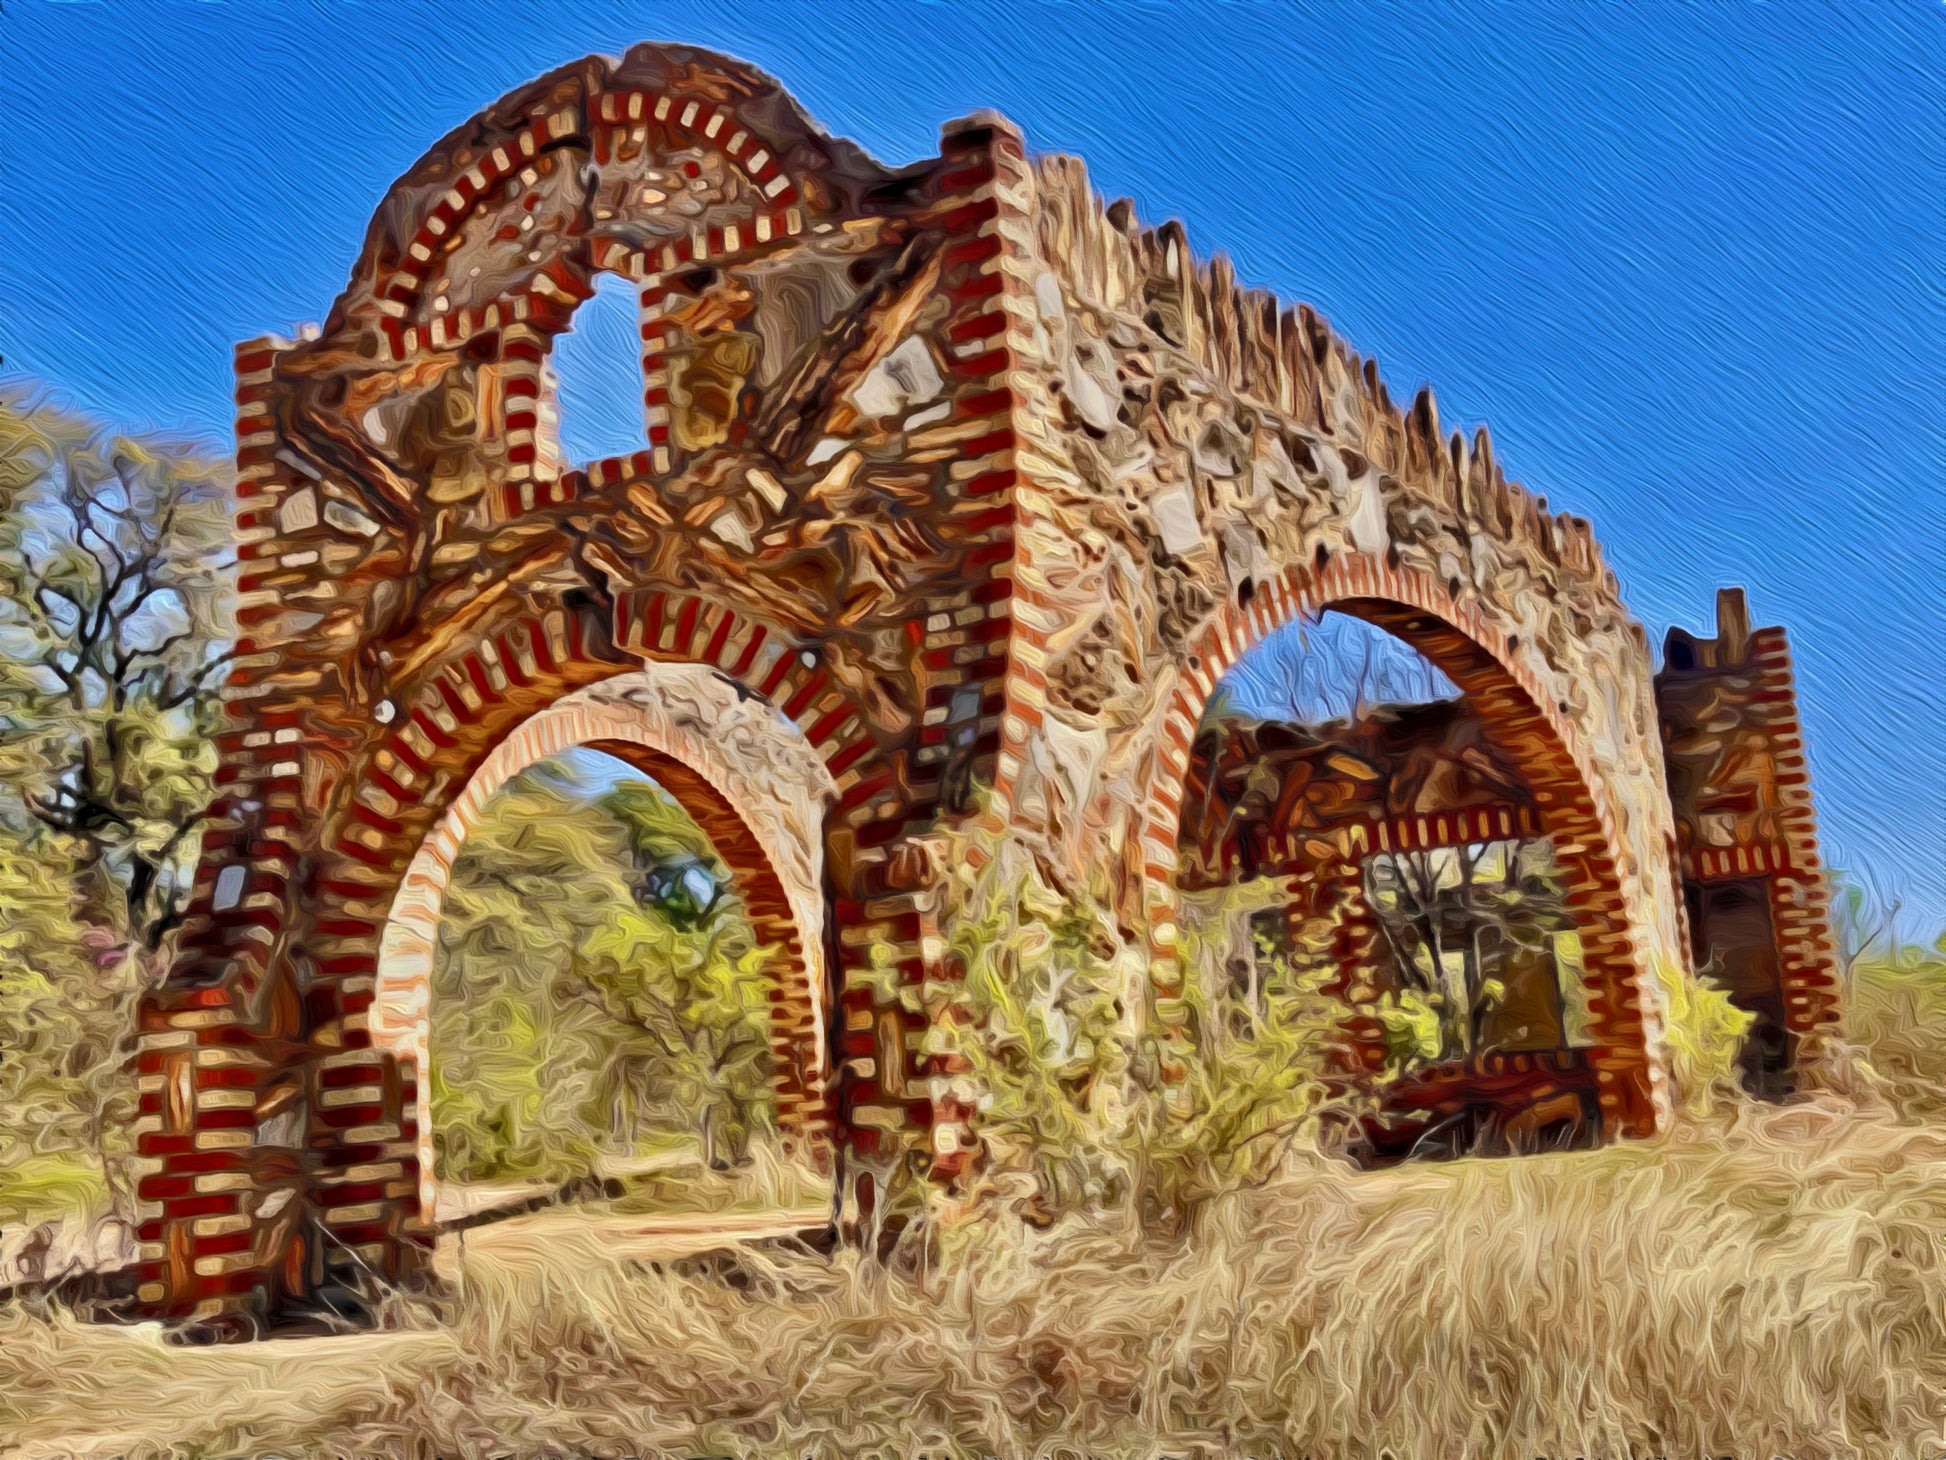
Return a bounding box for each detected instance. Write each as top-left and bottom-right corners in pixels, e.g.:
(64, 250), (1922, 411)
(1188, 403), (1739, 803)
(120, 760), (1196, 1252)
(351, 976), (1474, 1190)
(332, 48), (916, 477)
(1141, 551), (1665, 1137)
(314, 44), (919, 543)
(371, 114), (827, 520)
(353, 47), (872, 357)
(376, 85), (805, 333)
(373, 134), (816, 367)
(139, 593), (893, 1313)
(300, 593), (879, 1052)
(369, 666), (840, 1223)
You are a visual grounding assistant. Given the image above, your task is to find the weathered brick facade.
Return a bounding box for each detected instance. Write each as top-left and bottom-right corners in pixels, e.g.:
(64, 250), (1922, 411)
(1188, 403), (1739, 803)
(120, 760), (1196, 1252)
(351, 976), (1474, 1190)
(127, 42), (1840, 1326)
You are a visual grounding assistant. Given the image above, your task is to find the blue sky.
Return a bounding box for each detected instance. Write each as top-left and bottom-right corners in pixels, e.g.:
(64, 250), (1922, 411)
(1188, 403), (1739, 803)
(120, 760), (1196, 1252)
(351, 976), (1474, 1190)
(2, 2), (1940, 933)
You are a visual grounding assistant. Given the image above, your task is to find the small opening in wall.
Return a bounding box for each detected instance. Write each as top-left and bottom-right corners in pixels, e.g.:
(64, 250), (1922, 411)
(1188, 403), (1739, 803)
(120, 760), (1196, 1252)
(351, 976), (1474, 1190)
(554, 273), (649, 465)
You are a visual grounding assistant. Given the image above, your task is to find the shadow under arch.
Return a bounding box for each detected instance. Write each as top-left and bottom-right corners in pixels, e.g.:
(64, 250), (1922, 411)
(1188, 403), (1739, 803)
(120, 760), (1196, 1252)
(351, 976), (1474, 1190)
(372, 663), (840, 1225)
(1143, 550), (1667, 1138)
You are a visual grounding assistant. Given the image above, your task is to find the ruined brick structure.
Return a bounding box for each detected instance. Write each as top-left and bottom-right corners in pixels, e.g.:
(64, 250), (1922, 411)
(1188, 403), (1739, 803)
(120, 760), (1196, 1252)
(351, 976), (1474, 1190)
(127, 42), (1842, 1326)
(1657, 589), (1844, 1097)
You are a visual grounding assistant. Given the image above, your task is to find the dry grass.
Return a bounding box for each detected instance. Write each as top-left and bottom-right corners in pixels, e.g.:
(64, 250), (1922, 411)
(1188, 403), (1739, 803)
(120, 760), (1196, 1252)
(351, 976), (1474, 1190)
(5, 977), (1946, 1458)
(1829, 953), (1946, 1126)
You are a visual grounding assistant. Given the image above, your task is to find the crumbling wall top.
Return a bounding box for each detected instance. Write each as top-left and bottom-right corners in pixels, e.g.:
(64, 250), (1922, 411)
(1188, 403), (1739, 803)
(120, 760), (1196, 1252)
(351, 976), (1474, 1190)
(1021, 153), (1628, 625)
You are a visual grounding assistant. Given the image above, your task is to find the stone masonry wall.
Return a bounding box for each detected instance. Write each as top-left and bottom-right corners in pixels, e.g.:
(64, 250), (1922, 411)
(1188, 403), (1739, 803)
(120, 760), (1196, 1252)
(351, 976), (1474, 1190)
(120, 43), (1844, 1329)
(1657, 588), (1842, 1064)
(985, 150), (1687, 1138)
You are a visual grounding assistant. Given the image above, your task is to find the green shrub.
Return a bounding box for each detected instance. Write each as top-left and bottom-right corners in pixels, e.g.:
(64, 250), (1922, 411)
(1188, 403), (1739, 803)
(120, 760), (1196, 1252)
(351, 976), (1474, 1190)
(1653, 953), (1756, 1116)
(919, 804), (1359, 1231)
(431, 764), (779, 1185)
(1838, 934), (1946, 1122)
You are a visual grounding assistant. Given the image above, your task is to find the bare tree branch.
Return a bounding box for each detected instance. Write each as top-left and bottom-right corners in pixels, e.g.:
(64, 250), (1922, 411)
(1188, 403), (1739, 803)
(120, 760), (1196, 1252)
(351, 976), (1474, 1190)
(0, 390), (233, 948)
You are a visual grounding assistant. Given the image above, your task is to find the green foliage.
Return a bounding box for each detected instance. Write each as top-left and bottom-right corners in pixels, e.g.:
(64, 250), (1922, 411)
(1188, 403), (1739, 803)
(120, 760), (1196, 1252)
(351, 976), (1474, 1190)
(430, 762), (778, 1186)
(0, 821), (131, 1176)
(0, 390), (227, 1217)
(1163, 878), (1357, 1198)
(1835, 928), (1946, 1123)
(0, 1151), (108, 1227)
(924, 831), (1143, 1222)
(923, 803), (1357, 1230)
(1365, 837), (1577, 1068)
(1654, 953), (1756, 1116)
(1374, 986), (1445, 1065)
(0, 825), (140, 1220)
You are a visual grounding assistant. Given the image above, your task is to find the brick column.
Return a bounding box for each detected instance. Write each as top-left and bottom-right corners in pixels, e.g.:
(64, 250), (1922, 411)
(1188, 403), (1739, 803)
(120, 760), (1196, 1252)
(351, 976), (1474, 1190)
(131, 338), (389, 1327)
(495, 321), (562, 517)
(1749, 628), (1842, 1052)
(1658, 594), (1843, 1081)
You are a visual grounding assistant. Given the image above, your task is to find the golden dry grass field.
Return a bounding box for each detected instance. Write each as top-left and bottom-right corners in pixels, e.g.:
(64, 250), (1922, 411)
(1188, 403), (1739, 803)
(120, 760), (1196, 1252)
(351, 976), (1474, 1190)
(3, 954), (1945, 1460)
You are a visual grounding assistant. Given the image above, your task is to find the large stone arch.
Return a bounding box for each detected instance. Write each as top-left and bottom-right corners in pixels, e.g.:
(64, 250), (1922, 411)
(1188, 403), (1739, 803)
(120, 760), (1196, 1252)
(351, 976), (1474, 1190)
(372, 665), (840, 1224)
(965, 159), (1699, 1152)
(1140, 553), (1663, 1136)
(147, 584), (886, 1319)
(133, 44), (1026, 1326)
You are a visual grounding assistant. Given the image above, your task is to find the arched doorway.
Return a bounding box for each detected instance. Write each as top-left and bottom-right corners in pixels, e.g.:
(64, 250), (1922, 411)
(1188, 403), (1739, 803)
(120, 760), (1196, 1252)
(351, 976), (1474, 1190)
(1147, 553), (1664, 1143)
(372, 665), (838, 1226)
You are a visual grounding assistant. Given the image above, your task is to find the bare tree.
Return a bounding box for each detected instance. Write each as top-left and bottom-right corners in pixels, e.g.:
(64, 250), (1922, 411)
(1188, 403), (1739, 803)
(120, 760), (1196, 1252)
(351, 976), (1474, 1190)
(0, 389), (234, 948)
(1212, 610), (1458, 726)
(1367, 838), (1572, 1065)
(1829, 869), (1902, 997)
(1199, 605), (1572, 1069)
